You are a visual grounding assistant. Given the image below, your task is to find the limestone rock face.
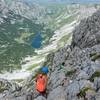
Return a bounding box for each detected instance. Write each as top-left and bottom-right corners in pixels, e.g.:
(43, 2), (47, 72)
(71, 10), (100, 49)
(47, 86), (66, 100)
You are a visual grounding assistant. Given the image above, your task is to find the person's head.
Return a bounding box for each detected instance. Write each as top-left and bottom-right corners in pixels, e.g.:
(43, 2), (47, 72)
(41, 66), (49, 74)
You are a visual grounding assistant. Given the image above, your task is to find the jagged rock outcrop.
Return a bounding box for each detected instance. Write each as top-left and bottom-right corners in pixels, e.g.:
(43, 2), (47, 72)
(71, 10), (100, 49)
(0, 0), (46, 19)
(45, 9), (100, 100)
(47, 86), (66, 100)
(0, 8), (100, 100)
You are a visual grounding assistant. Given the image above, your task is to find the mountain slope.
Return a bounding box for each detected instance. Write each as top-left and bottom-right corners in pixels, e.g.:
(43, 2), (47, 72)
(0, 0), (99, 75)
(0, 0), (54, 71)
(71, 10), (100, 48)
(0, 8), (100, 100)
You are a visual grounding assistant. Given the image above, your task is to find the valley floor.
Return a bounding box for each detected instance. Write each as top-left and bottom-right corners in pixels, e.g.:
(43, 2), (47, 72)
(0, 20), (77, 80)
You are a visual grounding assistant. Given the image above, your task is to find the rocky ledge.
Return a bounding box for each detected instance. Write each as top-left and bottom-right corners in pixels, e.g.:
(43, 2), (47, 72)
(0, 10), (100, 100)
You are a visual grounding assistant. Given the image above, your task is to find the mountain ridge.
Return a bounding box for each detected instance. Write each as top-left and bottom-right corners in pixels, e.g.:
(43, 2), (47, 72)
(0, 0), (54, 71)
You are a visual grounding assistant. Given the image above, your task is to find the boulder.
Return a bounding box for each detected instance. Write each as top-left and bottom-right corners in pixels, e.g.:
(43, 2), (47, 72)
(66, 81), (80, 100)
(94, 78), (100, 91)
(95, 91), (100, 100)
(34, 96), (46, 100)
(48, 69), (66, 89)
(76, 70), (89, 80)
(47, 86), (66, 100)
(85, 89), (96, 100)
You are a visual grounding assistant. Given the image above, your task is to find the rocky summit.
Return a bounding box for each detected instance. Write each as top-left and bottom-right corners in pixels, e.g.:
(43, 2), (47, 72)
(0, 8), (100, 100)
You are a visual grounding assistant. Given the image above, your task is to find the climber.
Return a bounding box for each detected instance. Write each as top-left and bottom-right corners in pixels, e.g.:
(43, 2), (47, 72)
(35, 66), (49, 97)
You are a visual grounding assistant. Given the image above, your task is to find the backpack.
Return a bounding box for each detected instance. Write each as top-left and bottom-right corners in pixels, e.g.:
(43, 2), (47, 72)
(36, 74), (47, 93)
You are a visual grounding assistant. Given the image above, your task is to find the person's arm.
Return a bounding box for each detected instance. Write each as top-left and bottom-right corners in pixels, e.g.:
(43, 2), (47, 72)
(45, 75), (48, 86)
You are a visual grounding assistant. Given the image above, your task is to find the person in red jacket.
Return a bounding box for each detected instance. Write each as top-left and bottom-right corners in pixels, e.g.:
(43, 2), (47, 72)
(36, 67), (49, 97)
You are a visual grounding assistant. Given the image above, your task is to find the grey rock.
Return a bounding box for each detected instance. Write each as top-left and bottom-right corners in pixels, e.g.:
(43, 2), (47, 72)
(66, 80), (94, 100)
(71, 10), (100, 49)
(49, 69), (66, 90)
(47, 86), (66, 100)
(78, 80), (94, 90)
(83, 65), (96, 77)
(95, 92), (100, 100)
(34, 96), (46, 100)
(85, 90), (96, 100)
(77, 70), (89, 80)
(66, 81), (80, 100)
(94, 78), (100, 91)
